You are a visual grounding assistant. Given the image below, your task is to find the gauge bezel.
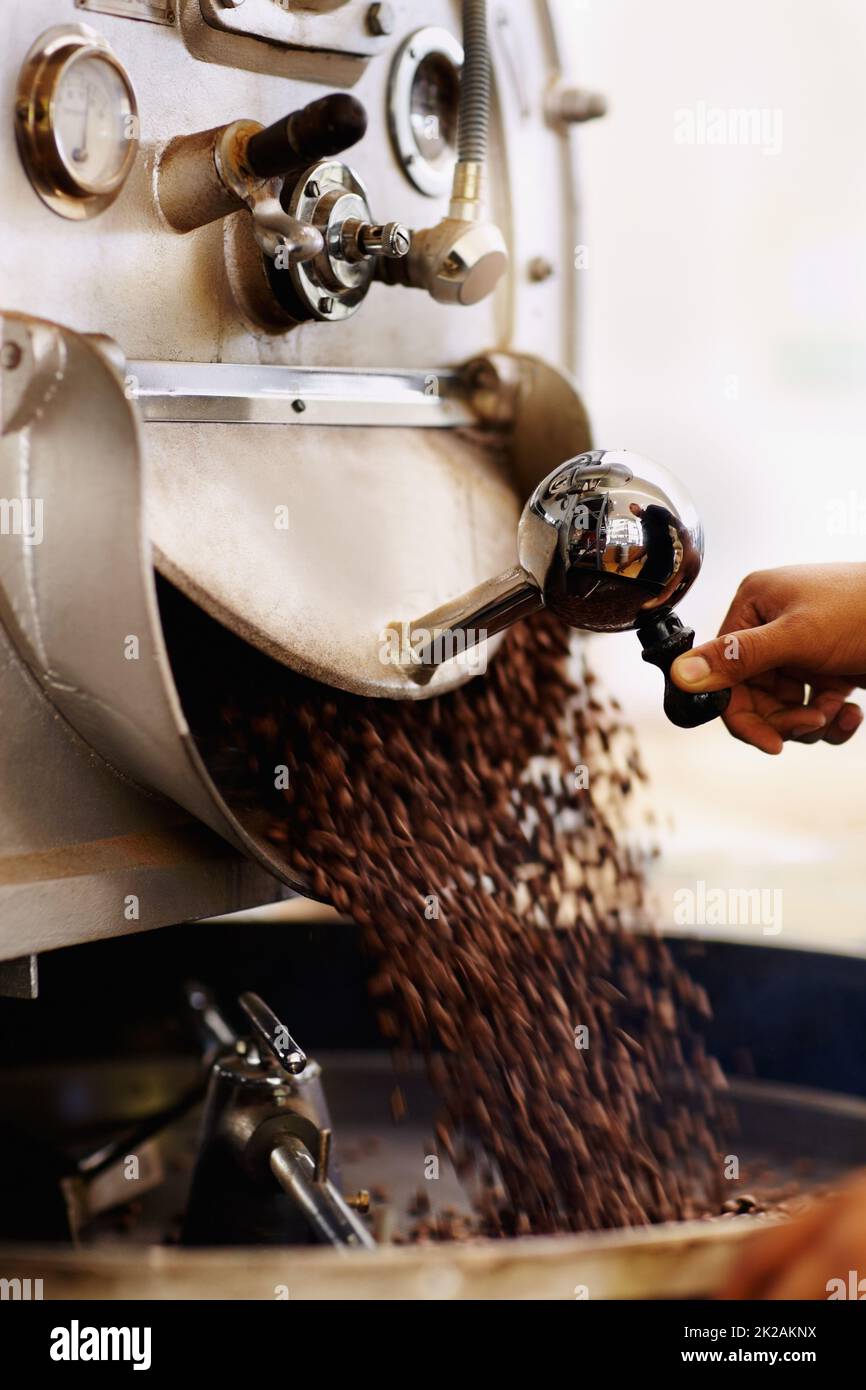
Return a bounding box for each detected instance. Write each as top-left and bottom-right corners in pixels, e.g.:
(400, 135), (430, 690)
(15, 24), (139, 222)
(388, 27), (464, 198)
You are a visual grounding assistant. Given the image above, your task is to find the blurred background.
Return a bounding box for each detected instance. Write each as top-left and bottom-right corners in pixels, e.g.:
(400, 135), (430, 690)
(554, 0), (866, 950)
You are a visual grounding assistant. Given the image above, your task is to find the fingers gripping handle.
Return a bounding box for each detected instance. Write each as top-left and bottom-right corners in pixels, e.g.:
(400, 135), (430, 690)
(637, 612), (731, 729)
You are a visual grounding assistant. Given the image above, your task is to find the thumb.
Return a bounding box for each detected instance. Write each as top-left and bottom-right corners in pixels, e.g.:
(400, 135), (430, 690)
(671, 619), (799, 692)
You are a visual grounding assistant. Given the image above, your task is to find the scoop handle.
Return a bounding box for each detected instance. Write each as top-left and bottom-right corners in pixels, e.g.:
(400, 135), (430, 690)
(637, 612), (731, 729)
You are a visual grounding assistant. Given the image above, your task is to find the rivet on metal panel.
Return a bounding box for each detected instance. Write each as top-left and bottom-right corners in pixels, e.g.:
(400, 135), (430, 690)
(367, 3), (395, 37)
(1, 342), (23, 371)
(528, 256), (555, 283)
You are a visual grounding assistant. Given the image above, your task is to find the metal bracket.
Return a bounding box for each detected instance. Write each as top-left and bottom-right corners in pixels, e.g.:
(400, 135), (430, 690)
(179, 0), (389, 84)
(197, 0), (390, 57)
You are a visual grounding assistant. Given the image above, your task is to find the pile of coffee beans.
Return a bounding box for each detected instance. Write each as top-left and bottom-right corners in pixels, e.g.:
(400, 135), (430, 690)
(214, 616), (727, 1235)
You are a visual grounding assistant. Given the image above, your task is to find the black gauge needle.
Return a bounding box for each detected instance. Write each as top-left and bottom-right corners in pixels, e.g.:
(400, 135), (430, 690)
(72, 82), (91, 164)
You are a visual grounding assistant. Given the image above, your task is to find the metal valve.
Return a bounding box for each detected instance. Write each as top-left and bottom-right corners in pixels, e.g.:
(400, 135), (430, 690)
(268, 0), (507, 319)
(268, 160), (411, 322)
(181, 987), (375, 1250)
(378, 0), (508, 307)
(156, 92), (369, 273)
(388, 449), (731, 730)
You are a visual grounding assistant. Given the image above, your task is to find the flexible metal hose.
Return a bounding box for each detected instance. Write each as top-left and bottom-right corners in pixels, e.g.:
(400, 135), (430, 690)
(457, 0), (490, 165)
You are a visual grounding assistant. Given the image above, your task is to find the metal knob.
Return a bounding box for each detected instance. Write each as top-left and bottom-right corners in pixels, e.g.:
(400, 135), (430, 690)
(245, 93), (368, 181)
(340, 218), (411, 263)
(546, 81), (608, 126)
(390, 448), (731, 729)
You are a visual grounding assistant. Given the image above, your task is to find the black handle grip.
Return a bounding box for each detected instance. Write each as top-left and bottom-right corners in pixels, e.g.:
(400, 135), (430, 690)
(637, 611), (731, 729)
(246, 93), (368, 180)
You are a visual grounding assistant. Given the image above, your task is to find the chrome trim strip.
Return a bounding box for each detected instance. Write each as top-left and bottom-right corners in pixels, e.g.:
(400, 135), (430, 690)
(76, 0), (174, 27)
(127, 362), (475, 427)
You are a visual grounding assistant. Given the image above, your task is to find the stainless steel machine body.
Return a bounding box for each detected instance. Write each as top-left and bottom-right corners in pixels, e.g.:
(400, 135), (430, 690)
(0, 0), (595, 956)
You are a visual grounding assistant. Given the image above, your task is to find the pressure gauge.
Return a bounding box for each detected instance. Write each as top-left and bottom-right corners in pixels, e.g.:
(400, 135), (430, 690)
(388, 28), (464, 198)
(15, 25), (139, 221)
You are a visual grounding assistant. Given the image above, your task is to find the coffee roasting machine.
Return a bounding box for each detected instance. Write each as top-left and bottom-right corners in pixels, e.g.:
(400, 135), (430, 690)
(3, 0), (863, 1300)
(0, 0), (729, 965)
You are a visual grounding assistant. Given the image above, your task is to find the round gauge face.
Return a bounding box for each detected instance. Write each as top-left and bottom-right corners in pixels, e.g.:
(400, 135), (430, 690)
(409, 52), (459, 168)
(16, 28), (140, 219)
(53, 51), (136, 194)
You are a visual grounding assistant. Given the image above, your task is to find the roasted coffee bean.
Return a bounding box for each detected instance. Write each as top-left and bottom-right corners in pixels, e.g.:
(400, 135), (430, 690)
(212, 614), (727, 1234)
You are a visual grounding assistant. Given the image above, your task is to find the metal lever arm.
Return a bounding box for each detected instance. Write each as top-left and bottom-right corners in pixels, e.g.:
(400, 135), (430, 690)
(157, 93), (366, 252)
(269, 1138), (374, 1250)
(239, 991), (307, 1075)
(389, 566), (542, 684)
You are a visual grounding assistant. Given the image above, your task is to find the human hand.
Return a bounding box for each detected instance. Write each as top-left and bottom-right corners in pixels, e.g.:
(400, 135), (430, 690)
(670, 564), (866, 754)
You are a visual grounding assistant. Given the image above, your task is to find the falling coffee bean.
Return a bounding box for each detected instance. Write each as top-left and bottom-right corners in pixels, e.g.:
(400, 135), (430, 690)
(211, 614), (728, 1234)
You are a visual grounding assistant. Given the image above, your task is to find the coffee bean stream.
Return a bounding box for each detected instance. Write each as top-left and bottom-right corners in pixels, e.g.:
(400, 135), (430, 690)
(216, 616), (727, 1234)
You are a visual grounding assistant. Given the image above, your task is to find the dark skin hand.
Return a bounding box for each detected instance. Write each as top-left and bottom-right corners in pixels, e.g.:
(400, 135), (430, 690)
(670, 563), (866, 754)
(721, 1170), (866, 1299)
